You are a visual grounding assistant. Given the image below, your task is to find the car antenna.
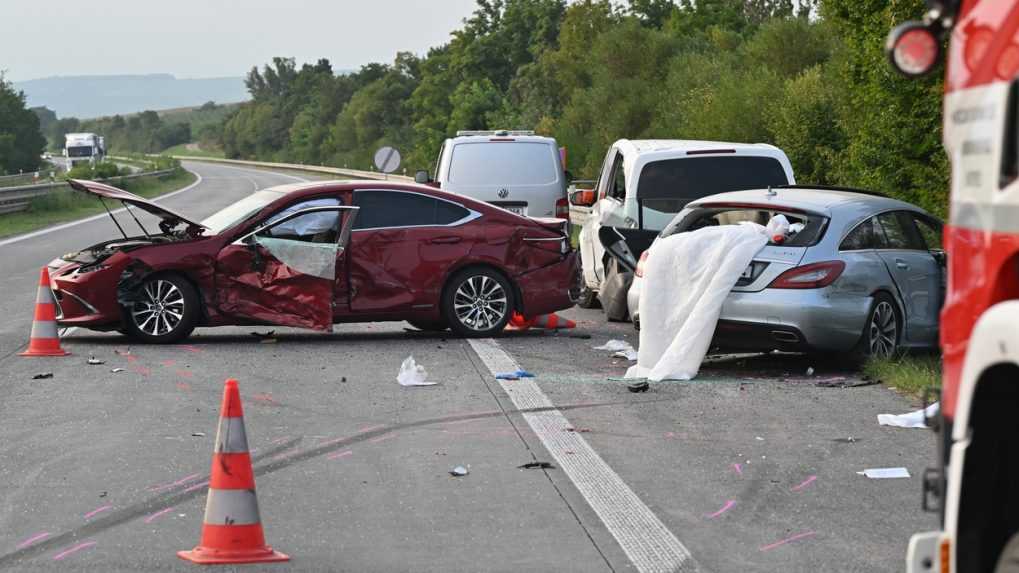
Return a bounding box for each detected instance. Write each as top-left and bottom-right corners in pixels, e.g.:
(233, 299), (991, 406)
(99, 197), (129, 239)
(121, 201), (151, 238)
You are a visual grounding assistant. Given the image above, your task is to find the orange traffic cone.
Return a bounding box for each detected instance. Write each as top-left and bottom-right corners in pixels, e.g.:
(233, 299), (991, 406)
(178, 379), (289, 565)
(20, 267), (69, 357)
(507, 311), (533, 331)
(530, 313), (576, 330)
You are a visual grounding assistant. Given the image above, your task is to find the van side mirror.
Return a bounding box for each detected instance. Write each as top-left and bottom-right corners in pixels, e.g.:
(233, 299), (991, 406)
(569, 189), (596, 207)
(414, 170), (430, 184)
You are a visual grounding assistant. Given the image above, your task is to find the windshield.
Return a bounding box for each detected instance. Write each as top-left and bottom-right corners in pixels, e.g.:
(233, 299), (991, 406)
(637, 156), (790, 214)
(448, 142), (558, 186)
(67, 146), (94, 157)
(664, 206), (828, 247)
(201, 190), (286, 234)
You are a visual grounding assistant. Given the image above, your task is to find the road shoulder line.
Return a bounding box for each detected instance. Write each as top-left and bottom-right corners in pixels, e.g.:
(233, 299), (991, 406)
(467, 338), (697, 573)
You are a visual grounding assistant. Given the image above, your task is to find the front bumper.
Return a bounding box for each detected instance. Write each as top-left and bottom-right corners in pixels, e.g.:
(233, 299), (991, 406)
(629, 279), (870, 352)
(49, 259), (125, 328)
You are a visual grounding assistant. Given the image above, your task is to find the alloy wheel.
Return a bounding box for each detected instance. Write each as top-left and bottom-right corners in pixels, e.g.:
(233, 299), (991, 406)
(453, 275), (508, 332)
(868, 301), (897, 358)
(131, 279), (185, 336)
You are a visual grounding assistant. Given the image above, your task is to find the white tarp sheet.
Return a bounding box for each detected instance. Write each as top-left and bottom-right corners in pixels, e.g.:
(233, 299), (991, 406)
(878, 402), (940, 429)
(625, 222), (770, 381)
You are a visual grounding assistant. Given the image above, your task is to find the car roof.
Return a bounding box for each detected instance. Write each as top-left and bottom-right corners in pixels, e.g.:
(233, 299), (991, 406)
(614, 139), (780, 155)
(688, 187), (934, 218)
(447, 134), (557, 145)
(259, 180), (515, 215)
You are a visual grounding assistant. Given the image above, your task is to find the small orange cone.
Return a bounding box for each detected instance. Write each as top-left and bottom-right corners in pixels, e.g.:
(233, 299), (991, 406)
(507, 311), (533, 331)
(20, 267), (69, 357)
(530, 313), (576, 330)
(178, 379), (289, 565)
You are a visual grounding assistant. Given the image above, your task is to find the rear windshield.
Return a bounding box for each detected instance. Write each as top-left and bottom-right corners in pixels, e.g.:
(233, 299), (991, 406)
(663, 206), (828, 247)
(448, 142), (558, 186)
(637, 156), (790, 214)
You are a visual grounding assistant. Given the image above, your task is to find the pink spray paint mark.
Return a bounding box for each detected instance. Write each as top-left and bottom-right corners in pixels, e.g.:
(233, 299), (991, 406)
(791, 475), (817, 491)
(126, 355), (138, 363)
(732, 463), (743, 476)
(664, 431), (676, 439)
(759, 531), (816, 552)
(177, 345), (202, 353)
(83, 505), (111, 519)
(176, 382), (192, 392)
(327, 450), (353, 460)
(161, 360), (176, 367)
(182, 480), (209, 494)
(144, 507), (174, 524)
(16, 532), (50, 549)
(368, 433), (396, 444)
(270, 436), (290, 445)
(359, 424), (386, 433)
(52, 541), (96, 561)
(175, 370), (193, 378)
(705, 500), (736, 519)
(148, 473), (201, 493)
(132, 365), (151, 376)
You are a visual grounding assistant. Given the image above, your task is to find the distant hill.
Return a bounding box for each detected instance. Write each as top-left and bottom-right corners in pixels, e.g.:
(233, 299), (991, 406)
(15, 74), (249, 119)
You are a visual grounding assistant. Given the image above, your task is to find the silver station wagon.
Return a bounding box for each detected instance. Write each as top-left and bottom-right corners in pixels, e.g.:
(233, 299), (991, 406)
(603, 186), (945, 359)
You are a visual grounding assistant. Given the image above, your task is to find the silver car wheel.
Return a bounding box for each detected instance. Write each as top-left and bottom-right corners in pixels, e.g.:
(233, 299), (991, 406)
(131, 279), (185, 336)
(453, 275), (508, 332)
(868, 301), (897, 358)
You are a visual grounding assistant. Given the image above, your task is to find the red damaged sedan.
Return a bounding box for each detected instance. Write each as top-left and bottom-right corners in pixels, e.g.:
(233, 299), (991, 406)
(48, 179), (580, 342)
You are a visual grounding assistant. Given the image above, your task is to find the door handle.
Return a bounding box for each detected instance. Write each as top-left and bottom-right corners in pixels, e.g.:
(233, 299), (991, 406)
(895, 259), (910, 270)
(429, 236), (462, 244)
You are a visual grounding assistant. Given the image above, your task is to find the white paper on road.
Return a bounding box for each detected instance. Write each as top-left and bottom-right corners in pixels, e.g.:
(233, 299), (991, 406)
(594, 340), (638, 361)
(857, 467), (911, 479)
(626, 223), (769, 381)
(397, 356), (435, 386)
(878, 402), (940, 429)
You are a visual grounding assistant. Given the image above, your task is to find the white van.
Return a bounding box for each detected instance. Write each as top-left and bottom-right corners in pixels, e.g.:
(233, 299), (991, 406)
(572, 139), (795, 317)
(416, 131), (569, 219)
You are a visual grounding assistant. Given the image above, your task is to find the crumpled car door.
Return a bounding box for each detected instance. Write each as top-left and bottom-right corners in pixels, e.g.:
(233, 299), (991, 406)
(214, 206), (358, 331)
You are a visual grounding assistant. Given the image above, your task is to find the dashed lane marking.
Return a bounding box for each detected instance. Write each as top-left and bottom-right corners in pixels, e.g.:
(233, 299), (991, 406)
(467, 338), (697, 573)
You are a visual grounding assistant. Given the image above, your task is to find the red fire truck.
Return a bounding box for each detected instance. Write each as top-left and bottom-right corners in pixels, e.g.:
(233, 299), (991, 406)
(889, 2), (1019, 571)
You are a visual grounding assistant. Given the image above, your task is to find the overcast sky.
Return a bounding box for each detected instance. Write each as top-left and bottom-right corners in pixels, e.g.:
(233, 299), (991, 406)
(2, 0), (480, 81)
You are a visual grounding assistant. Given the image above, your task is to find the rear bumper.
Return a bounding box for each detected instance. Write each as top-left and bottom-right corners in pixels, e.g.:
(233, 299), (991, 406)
(629, 281), (871, 352)
(517, 252), (581, 317)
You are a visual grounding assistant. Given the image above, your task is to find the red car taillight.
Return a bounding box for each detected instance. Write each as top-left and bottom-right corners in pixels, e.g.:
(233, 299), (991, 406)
(768, 260), (845, 289)
(555, 197), (569, 220)
(635, 251), (649, 278)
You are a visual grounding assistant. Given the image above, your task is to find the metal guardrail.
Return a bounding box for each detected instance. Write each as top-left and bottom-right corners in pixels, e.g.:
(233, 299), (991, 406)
(170, 156), (414, 182)
(0, 169), (176, 215)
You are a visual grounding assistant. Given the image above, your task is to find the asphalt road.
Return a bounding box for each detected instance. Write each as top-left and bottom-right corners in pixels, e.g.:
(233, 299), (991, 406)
(0, 161), (937, 572)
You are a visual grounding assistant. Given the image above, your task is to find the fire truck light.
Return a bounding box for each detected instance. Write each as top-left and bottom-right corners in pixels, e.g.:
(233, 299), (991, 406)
(887, 21), (942, 77)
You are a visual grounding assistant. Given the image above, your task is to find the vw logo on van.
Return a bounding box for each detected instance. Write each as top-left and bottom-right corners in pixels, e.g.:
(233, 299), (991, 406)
(498, 188), (509, 198)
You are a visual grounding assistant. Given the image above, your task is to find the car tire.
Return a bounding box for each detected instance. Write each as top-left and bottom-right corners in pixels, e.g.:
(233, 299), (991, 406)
(576, 285), (601, 309)
(442, 267), (515, 337)
(407, 319), (449, 332)
(121, 274), (200, 344)
(854, 293), (900, 360)
(996, 532), (1019, 573)
(601, 259), (632, 322)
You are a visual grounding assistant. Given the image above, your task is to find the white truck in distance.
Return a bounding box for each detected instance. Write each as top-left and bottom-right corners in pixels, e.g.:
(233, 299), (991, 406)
(64, 133), (105, 168)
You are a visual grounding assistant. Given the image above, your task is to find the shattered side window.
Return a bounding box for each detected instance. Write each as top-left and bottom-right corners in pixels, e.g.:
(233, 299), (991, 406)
(261, 198), (341, 243)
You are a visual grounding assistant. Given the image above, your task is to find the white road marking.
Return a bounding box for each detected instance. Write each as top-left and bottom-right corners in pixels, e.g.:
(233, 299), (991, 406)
(0, 171), (204, 248)
(467, 338), (697, 573)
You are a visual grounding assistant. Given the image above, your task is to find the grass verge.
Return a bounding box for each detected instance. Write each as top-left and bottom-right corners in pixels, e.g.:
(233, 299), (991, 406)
(161, 142), (225, 158)
(0, 168), (198, 239)
(863, 354), (941, 398)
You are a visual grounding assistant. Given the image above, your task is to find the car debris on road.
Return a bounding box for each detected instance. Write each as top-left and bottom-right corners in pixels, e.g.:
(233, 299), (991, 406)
(858, 467), (911, 479)
(397, 356), (436, 387)
(31, 372), (53, 380)
(449, 465), (470, 477)
(878, 403), (939, 429)
(518, 461), (556, 470)
(87, 355), (105, 365)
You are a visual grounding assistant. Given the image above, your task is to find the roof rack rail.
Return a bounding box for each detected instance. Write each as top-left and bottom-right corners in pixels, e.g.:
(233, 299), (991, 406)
(775, 184), (888, 198)
(455, 130), (536, 137)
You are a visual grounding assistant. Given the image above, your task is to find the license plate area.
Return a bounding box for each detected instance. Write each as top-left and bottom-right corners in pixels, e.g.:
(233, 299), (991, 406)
(492, 201), (527, 216)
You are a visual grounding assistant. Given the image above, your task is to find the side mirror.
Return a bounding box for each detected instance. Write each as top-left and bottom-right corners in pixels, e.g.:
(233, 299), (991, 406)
(414, 170), (430, 184)
(569, 189), (596, 207)
(931, 250), (946, 266)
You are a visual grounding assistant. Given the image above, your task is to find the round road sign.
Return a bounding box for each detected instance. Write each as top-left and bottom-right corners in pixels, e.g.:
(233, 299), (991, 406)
(373, 147), (402, 174)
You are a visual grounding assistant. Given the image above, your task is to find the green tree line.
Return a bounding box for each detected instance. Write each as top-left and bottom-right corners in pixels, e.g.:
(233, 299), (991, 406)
(0, 74), (47, 174)
(36, 109), (192, 155)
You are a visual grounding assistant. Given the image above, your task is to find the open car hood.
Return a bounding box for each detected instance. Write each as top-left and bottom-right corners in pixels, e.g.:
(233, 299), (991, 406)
(67, 179), (206, 233)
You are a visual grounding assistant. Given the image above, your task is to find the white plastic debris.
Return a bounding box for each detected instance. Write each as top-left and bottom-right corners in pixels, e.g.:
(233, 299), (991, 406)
(613, 348), (638, 361)
(110, 368), (125, 373)
(449, 465), (470, 477)
(806, 367), (815, 376)
(397, 356), (436, 387)
(857, 467), (910, 479)
(626, 222), (770, 381)
(87, 356), (105, 365)
(765, 214), (791, 242)
(594, 340), (633, 352)
(878, 402), (939, 429)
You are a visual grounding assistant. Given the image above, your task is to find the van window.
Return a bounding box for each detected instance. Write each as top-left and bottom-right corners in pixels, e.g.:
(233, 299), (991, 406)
(637, 156), (790, 213)
(448, 142), (558, 186)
